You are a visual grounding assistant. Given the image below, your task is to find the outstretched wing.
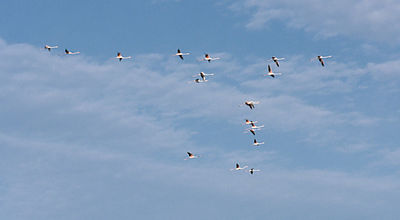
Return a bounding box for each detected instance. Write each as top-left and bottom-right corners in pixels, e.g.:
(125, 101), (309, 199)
(319, 58), (325, 67)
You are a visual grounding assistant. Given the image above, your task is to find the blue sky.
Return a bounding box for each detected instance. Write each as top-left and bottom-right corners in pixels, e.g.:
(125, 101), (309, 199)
(0, 1), (400, 219)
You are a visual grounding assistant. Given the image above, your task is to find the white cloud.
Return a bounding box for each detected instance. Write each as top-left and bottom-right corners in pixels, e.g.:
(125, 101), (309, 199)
(229, 0), (400, 42)
(0, 39), (400, 219)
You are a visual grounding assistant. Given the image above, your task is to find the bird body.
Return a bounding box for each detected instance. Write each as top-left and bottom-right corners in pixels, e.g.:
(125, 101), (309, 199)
(249, 168), (261, 175)
(316, 55), (332, 67)
(65, 49), (80, 55)
(185, 152), (199, 160)
(44, 45), (58, 51)
(231, 163), (248, 171)
(174, 49), (190, 60)
(115, 52), (132, 61)
(245, 119), (258, 125)
(202, 53), (220, 62)
(253, 139), (264, 146)
(244, 101), (260, 109)
(271, 56), (285, 67)
(265, 64), (281, 78)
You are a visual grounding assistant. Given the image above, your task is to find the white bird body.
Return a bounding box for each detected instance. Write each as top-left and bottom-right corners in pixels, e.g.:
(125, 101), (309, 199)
(265, 65), (281, 78)
(315, 55), (332, 67)
(185, 152), (199, 160)
(44, 45), (58, 51)
(194, 72), (214, 81)
(193, 78), (207, 83)
(65, 49), (80, 55)
(245, 119), (258, 125)
(249, 121), (264, 130)
(231, 163), (248, 171)
(250, 124), (264, 130)
(249, 168), (261, 175)
(202, 53), (220, 62)
(253, 139), (264, 146)
(243, 101), (260, 109)
(174, 49), (190, 60)
(115, 52), (132, 61)
(271, 56), (285, 67)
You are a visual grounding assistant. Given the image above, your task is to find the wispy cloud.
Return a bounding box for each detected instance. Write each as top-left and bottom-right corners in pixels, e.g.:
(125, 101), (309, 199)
(0, 39), (400, 219)
(229, 0), (400, 43)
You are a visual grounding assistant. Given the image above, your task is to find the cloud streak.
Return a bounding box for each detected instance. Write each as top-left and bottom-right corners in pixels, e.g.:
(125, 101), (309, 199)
(0, 39), (399, 219)
(229, 0), (400, 43)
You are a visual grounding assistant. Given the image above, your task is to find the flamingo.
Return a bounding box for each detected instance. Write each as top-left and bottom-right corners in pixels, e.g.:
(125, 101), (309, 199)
(174, 49), (190, 60)
(193, 78), (207, 83)
(193, 72), (214, 81)
(249, 168), (261, 175)
(265, 65), (281, 78)
(253, 139), (264, 146)
(230, 163), (248, 171)
(185, 152), (199, 160)
(202, 53), (220, 63)
(271, 56), (285, 67)
(245, 119), (258, 125)
(44, 45), (58, 51)
(250, 122), (264, 130)
(243, 101), (260, 110)
(316, 55), (332, 67)
(115, 52), (132, 61)
(245, 128), (256, 136)
(65, 49), (80, 55)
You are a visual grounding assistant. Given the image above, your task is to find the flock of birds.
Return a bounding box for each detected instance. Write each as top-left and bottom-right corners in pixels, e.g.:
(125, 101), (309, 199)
(43, 44), (333, 175)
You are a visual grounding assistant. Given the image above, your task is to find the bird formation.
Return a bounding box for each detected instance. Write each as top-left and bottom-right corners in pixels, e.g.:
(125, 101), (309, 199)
(43, 44), (333, 175)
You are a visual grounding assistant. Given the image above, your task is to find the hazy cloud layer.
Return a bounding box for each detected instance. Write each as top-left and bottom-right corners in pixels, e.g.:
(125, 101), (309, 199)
(0, 39), (399, 219)
(229, 0), (400, 42)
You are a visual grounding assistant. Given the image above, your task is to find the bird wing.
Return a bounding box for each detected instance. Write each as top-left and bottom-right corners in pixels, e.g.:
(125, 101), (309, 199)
(319, 58), (325, 66)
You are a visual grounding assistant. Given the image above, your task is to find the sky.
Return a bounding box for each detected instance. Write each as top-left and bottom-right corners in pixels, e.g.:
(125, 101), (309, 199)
(0, 0), (400, 219)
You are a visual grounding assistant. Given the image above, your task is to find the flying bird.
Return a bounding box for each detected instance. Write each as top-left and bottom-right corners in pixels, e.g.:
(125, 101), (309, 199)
(193, 72), (214, 81)
(246, 129), (256, 135)
(250, 122), (264, 130)
(271, 56), (285, 67)
(253, 139), (264, 146)
(265, 65), (281, 78)
(202, 53), (220, 63)
(316, 55), (332, 67)
(245, 119), (258, 125)
(193, 78), (207, 83)
(65, 49), (80, 55)
(243, 101), (260, 110)
(249, 168), (261, 175)
(115, 52), (132, 61)
(174, 49), (190, 60)
(185, 152), (199, 160)
(44, 45), (58, 51)
(230, 163), (248, 171)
